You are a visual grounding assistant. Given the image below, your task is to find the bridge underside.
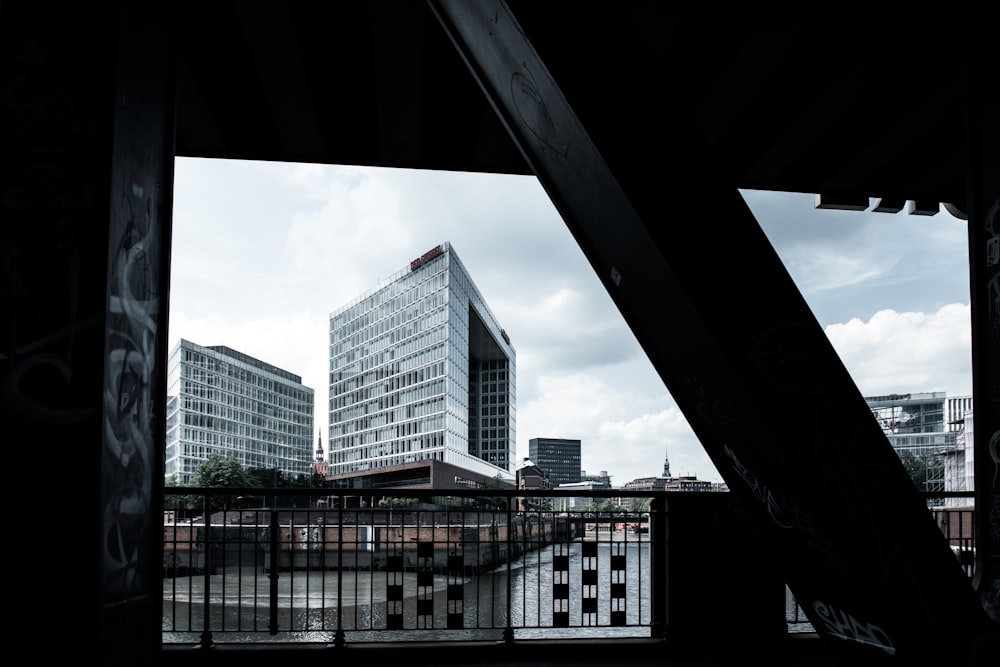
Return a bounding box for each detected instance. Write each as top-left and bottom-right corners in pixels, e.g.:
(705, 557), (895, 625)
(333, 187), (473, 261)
(2, 1), (997, 665)
(424, 4), (999, 665)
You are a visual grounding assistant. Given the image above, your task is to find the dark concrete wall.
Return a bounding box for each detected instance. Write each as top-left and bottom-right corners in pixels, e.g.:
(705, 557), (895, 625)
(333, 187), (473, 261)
(1, 3), (174, 664)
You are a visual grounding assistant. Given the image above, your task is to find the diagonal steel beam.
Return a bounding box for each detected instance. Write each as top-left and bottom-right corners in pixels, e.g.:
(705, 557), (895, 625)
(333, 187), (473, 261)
(428, 1), (998, 663)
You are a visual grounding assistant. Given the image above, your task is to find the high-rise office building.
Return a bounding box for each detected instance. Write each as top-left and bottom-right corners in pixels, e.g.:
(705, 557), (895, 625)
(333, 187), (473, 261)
(327, 242), (516, 489)
(528, 437), (582, 488)
(165, 339), (315, 484)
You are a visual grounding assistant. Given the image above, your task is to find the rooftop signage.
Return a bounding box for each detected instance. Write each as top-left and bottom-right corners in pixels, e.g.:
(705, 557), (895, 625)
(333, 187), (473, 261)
(410, 245), (443, 271)
(864, 393), (912, 403)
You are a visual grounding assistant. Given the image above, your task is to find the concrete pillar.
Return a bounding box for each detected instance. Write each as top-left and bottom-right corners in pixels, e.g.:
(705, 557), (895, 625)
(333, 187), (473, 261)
(962, 5), (1000, 631)
(1, 3), (174, 664)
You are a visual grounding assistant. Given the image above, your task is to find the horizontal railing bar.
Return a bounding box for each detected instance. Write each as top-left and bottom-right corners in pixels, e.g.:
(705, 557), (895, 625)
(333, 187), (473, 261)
(164, 488), (977, 498)
(166, 487), (709, 498)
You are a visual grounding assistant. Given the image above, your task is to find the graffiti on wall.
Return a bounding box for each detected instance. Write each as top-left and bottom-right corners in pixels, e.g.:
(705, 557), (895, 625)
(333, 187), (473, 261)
(101, 172), (164, 599)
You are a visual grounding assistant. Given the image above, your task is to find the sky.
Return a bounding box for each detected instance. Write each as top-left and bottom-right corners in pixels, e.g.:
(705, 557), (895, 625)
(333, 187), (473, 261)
(167, 157), (974, 486)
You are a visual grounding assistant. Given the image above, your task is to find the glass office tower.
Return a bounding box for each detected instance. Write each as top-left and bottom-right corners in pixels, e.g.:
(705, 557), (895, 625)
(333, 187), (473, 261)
(528, 437), (582, 488)
(328, 242), (516, 483)
(165, 339), (315, 484)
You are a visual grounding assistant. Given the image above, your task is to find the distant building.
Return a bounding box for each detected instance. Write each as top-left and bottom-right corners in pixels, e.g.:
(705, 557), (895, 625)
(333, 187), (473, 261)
(865, 391), (973, 501)
(622, 450), (675, 491)
(326, 242), (516, 490)
(622, 475), (716, 493)
(580, 469), (613, 488)
(867, 392), (971, 452)
(528, 437), (581, 487)
(165, 339), (315, 485)
(662, 476), (713, 492)
(621, 476), (665, 492)
(515, 458), (550, 511)
(553, 480), (610, 511)
(942, 408), (975, 507)
(516, 458), (550, 491)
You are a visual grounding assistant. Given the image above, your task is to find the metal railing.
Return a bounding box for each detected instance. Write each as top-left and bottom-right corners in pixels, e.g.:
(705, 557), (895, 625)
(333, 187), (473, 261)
(162, 488), (975, 648)
(926, 492), (977, 578)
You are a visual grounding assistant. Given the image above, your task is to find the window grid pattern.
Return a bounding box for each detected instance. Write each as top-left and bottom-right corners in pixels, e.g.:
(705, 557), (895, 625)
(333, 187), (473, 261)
(164, 339), (315, 484)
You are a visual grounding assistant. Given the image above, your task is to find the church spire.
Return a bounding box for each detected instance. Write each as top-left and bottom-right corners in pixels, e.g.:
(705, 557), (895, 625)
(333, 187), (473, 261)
(662, 449), (672, 479)
(314, 428), (324, 462)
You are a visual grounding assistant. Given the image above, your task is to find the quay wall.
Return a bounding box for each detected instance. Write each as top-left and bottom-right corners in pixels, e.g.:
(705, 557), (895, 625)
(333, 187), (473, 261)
(163, 514), (579, 575)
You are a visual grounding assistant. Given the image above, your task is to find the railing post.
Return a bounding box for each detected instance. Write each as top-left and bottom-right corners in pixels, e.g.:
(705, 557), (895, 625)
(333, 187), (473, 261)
(197, 493), (214, 650)
(502, 493), (515, 644)
(649, 494), (668, 640)
(268, 508), (279, 635)
(333, 497), (346, 648)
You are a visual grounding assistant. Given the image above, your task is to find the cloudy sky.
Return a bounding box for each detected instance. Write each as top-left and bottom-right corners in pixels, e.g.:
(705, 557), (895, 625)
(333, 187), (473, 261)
(168, 157), (973, 485)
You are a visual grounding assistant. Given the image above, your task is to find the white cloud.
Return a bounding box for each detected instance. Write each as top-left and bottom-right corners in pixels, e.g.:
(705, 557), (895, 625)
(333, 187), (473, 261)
(784, 249), (897, 293)
(285, 167), (416, 297)
(516, 372), (719, 484)
(496, 284), (634, 380)
(824, 304), (973, 398)
(597, 409), (710, 480)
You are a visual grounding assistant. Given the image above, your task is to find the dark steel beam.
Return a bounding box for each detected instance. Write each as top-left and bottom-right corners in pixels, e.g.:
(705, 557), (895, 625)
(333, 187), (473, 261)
(428, 1), (998, 664)
(961, 5), (1000, 627)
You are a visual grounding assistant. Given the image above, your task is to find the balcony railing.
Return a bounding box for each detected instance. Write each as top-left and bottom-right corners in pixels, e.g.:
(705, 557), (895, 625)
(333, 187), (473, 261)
(162, 488), (975, 650)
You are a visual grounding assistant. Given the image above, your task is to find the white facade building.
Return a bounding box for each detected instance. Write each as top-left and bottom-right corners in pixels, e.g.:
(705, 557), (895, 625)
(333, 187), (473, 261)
(165, 339), (315, 484)
(327, 242), (516, 485)
(865, 391), (974, 500)
(943, 409), (975, 507)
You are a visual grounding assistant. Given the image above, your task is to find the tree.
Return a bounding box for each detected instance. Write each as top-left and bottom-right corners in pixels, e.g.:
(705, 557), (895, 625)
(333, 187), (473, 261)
(478, 473), (512, 510)
(188, 455), (258, 510)
(378, 496), (418, 509)
(191, 454), (256, 487)
(164, 473), (185, 511)
(627, 497), (651, 513)
(897, 450), (932, 491)
(245, 466), (317, 507)
(247, 466), (285, 489)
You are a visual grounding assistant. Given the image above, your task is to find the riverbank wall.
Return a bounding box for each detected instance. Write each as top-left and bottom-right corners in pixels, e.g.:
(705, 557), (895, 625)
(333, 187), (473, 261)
(163, 510), (582, 576)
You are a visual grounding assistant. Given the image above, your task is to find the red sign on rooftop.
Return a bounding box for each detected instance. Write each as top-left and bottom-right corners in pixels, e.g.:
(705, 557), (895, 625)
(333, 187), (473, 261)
(410, 245), (443, 271)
